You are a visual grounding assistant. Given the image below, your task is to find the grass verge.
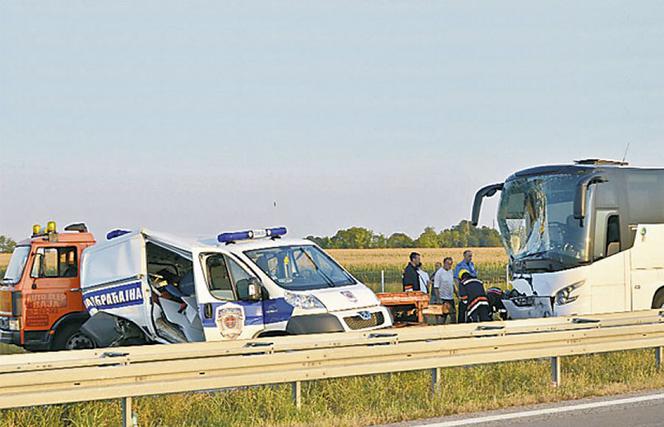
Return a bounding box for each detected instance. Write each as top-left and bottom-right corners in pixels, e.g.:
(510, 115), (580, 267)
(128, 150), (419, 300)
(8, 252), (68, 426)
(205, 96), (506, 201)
(1, 349), (664, 426)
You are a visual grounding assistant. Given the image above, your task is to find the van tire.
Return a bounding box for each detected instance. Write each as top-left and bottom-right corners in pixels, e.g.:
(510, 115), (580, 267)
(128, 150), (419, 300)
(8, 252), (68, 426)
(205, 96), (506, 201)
(52, 323), (96, 351)
(652, 289), (664, 309)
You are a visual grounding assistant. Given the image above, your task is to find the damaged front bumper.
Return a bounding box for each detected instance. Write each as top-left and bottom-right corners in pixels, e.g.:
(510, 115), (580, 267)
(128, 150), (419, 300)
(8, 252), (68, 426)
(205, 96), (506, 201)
(502, 295), (554, 319)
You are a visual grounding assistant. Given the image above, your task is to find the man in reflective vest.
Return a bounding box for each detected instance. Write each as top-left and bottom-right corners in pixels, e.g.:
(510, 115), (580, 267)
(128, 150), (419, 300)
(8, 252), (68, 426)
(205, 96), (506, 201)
(458, 269), (491, 322)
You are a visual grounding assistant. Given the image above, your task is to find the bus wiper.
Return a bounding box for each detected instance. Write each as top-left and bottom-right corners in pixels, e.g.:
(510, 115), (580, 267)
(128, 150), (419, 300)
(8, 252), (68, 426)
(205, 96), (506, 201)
(520, 250), (549, 259)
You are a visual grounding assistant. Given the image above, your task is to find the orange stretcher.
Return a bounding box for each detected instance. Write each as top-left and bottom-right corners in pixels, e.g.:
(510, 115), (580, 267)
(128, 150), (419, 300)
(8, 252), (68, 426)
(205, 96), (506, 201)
(376, 291), (430, 325)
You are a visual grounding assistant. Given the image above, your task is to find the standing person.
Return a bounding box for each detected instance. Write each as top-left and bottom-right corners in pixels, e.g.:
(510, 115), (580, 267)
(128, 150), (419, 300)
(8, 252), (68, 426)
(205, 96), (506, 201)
(431, 262), (442, 283)
(454, 250), (477, 323)
(417, 267), (430, 294)
(402, 252), (421, 292)
(454, 250), (478, 279)
(433, 257), (456, 324)
(458, 270), (491, 322)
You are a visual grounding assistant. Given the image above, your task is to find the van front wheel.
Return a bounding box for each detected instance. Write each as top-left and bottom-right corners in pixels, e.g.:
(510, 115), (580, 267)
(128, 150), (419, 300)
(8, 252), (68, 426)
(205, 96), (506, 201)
(52, 323), (96, 351)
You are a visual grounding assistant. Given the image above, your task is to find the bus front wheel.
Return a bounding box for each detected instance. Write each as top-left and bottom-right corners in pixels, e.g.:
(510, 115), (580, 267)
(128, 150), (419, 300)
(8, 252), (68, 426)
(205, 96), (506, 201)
(651, 289), (664, 309)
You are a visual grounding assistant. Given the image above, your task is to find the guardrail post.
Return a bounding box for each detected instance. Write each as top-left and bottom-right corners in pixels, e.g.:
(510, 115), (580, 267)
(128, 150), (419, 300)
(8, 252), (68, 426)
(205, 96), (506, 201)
(121, 396), (134, 427)
(431, 367), (442, 395)
(292, 381), (302, 409)
(551, 356), (561, 387)
(656, 347), (663, 369)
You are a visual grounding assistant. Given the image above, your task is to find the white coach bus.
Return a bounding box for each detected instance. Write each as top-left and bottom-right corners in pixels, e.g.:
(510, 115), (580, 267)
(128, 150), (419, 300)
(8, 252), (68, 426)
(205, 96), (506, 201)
(472, 159), (664, 319)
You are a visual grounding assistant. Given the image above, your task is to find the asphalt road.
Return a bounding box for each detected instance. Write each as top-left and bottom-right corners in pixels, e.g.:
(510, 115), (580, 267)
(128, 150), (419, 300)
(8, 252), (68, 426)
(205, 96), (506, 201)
(379, 389), (664, 427)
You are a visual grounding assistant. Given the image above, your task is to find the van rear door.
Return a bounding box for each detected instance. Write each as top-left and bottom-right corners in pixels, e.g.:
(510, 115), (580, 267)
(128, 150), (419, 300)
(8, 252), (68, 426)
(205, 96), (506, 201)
(81, 232), (152, 334)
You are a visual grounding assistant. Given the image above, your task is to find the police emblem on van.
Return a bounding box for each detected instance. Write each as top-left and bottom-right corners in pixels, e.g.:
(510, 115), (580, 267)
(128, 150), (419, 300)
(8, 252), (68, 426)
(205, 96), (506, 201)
(215, 303), (245, 340)
(340, 290), (357, 303)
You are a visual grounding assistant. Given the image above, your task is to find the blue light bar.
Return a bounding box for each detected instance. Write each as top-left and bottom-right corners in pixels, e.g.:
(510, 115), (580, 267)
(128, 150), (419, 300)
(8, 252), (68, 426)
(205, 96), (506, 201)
(266, 227), (287, 238)
(217, 227), (287, 243)
(217, 230), (253, 243)
(107, 229), (131, 240)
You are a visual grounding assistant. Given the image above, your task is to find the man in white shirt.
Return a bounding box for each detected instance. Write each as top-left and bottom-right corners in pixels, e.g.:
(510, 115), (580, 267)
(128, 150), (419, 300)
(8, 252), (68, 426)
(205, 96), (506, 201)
(433, 257), (456, 324)
(417, 268), (430, 294)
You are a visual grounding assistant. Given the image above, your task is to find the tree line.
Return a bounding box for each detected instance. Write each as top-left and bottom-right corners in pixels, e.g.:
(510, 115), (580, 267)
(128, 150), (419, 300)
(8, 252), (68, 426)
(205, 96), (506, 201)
(0, 236), (16, 253)
(306, 220), (503, 249)
(0, 220), (503, 253)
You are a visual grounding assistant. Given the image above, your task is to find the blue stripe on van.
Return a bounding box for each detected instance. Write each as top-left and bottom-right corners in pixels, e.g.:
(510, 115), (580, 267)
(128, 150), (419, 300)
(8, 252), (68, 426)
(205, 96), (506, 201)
(200, 298), (294, 327)
(262, 298), (294, 324)
(83, 281), (143, 312)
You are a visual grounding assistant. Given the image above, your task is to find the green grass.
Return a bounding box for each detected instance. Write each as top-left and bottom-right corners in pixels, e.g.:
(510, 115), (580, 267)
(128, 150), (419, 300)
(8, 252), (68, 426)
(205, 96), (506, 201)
(2, 349), (664, 426)
(0, 344), (24, 355)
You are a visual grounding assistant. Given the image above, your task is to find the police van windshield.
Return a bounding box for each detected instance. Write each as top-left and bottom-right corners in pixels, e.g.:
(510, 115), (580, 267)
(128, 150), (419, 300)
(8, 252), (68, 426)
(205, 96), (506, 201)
(2, 246), (30, 284)
(245, 245), (356, 291)
(497, 174), (591, 271)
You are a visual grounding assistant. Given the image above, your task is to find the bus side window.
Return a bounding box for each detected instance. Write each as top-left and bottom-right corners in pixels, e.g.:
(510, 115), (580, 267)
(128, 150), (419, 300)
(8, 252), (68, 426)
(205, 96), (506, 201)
(606, 215), (621, 257)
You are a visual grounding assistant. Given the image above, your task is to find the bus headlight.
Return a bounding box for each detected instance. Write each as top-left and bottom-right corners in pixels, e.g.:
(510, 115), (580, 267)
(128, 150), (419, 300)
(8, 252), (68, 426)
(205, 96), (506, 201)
(284, 291), (326, 310)
(555, 281), (585, 306)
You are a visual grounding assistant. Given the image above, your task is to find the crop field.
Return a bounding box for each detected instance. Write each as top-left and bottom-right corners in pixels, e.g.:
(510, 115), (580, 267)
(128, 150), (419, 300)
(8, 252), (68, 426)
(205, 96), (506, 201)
(328, 248), (508, 292)
(0, 254), (9, 277)
(327, 247), (507, 268)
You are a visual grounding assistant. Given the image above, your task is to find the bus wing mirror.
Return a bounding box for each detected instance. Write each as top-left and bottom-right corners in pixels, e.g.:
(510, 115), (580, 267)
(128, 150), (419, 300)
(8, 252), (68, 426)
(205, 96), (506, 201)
(471, 183), (504, 226)
(574, 173), (608, 222)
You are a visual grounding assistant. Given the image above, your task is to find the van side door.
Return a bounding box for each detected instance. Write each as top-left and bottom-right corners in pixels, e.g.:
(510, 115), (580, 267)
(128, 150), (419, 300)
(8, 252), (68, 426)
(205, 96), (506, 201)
(197, 252), (265, 341)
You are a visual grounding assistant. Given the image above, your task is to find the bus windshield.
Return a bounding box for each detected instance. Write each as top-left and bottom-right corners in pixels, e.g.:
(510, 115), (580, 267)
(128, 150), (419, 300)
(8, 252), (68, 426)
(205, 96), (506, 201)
(244, 245), (356, 291)
(497, 174), (590, 271)
(2, 246), (30, 285)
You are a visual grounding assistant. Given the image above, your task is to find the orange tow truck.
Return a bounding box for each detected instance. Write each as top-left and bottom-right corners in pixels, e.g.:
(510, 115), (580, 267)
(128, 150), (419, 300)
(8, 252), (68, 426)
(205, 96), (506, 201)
(0, 222), (96, 351)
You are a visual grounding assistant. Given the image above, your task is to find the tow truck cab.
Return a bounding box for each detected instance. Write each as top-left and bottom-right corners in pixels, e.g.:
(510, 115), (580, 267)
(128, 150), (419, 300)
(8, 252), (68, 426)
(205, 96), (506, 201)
(0, 222), (96, 351)
(79, 227), (392, 347)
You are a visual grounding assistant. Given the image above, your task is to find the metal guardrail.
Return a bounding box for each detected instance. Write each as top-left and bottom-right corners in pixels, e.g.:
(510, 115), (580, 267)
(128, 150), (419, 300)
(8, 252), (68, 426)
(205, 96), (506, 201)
(2, 309), (664, 426)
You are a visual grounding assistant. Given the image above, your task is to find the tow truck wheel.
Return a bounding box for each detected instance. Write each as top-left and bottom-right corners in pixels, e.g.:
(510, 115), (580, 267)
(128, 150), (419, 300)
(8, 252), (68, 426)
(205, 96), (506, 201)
(52, 323), (96, 351)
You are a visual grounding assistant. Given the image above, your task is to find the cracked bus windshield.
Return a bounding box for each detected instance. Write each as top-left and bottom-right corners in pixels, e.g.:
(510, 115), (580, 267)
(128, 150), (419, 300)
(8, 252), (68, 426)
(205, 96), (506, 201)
(497, 174), (591, 270)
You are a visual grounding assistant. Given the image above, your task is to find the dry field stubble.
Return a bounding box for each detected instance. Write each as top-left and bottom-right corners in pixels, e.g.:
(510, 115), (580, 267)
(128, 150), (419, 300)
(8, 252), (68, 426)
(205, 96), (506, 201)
(328, 247), (507, 268)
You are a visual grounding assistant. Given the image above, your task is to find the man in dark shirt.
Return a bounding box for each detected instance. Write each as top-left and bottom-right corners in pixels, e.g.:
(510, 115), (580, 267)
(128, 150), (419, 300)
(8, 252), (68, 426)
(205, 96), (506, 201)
(402, 252), (421, 291)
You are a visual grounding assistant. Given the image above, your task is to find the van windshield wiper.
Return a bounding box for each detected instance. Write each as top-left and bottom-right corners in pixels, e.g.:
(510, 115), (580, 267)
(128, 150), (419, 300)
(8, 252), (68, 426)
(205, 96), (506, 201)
(297, 249), (335, 288)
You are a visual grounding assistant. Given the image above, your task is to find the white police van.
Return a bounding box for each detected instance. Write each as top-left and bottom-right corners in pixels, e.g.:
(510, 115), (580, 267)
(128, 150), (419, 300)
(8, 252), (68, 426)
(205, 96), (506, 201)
(79, 227), (392, 346)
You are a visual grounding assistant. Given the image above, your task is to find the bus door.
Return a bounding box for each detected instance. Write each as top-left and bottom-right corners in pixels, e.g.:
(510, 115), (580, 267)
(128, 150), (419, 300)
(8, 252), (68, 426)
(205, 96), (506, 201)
(591, 211), (627, 313)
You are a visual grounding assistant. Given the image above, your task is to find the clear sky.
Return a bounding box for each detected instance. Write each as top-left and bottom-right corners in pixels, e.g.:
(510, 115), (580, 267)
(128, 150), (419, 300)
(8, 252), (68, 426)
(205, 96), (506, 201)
(1, 1), (663, 241)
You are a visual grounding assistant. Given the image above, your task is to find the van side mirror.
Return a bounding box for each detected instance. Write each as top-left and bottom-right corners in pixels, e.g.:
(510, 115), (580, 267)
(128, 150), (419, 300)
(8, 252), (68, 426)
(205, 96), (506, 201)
(237, 277), (263, 302)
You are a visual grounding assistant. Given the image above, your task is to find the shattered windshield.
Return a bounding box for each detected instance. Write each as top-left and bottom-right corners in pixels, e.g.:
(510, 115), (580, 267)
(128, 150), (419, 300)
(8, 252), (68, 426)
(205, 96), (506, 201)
(497, 174), (591, 270)
(245, 245), (355, 291)
(2, 246), (30, 285)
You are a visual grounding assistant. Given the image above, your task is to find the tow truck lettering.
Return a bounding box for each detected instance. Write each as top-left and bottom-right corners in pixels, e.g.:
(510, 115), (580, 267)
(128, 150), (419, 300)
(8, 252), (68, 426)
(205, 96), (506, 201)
(83, 282), (143, 311)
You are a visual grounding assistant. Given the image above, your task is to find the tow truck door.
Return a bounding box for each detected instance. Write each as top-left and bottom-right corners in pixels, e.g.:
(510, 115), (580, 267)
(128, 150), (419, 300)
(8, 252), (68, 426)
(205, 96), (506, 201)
(195, 251), (265, 341)
(25, 244), (82, 334)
